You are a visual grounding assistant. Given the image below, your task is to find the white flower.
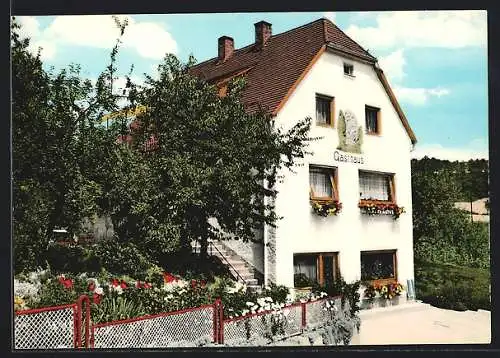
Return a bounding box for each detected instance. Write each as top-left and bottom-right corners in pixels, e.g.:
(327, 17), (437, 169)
(14, 279), (39, 300)
(320, 292), (327, 297)
(111, 285), (123, 295)
(95, 287), (103, 295)
(246, 302), (254, 307)
(242, 309), (249, 316)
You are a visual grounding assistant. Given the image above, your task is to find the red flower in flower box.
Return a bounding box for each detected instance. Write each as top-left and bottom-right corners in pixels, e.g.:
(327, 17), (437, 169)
(93, 293), (101, 304)
(144, 282), (152, 289)
(191, 279), (197, 288)
(120, 280), (127, 289)
(88, 282), (96, 292)
(111, 279), (119, 287)
(201, 280), (207, 287)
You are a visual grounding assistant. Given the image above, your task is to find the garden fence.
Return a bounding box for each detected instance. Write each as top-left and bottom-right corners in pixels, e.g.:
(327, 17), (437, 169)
(14, 295), (90, 350)
(14, 295), (343, 349)
(220, 296), (342, 345)
(90, 301), (220, 348)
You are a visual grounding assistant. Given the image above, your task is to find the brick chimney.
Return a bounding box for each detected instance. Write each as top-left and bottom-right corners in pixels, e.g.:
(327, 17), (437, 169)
(254, 21), (272, 49)
(218, 36), (234, 62)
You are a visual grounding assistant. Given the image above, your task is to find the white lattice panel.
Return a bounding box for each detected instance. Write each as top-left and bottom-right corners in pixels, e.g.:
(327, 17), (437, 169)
(223, 305), (303, 345)
(92, 307), (214, 348)
(14, 306), (75, 350)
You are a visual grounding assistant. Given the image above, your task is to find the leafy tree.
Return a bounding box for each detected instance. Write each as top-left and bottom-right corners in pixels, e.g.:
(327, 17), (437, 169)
(11, 17), (127, 271)
(126, 55), (314, 260)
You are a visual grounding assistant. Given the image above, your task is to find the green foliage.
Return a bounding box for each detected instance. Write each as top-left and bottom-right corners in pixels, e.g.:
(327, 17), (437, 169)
(92, 240), (158, 280)
(312, 277), (361, 318)
(91, 296), (146, 323)
(11, 18), (126, 271)
(45, 243), (100, 274)
(411, 157), (490, 273)
(128, 55), (314, 258)
(415, 259), (490, 311)
(263, 283), (289, 304)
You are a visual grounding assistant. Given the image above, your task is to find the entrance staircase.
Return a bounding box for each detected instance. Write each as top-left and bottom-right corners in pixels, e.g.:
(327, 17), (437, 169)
(191, 240), (262, 292)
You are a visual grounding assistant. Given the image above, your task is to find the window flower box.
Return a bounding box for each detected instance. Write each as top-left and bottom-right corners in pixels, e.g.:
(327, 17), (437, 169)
(358, 200), (405, 219)
(310, 199), (343, 217)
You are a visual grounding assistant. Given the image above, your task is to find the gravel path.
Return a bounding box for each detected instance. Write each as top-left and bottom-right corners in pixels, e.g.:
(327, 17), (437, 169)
(351, 301), (491, 345)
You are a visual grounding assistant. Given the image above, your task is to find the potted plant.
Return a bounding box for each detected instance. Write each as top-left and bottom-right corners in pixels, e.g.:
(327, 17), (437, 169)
(388, 282), (404, 305)
(362, 284), (376, 309)
(374, 283), (391, 307)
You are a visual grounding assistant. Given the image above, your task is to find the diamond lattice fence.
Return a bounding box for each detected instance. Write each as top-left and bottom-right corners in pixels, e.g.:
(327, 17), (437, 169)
(92, 305), (215, 348)
(14, 305), (76, 350)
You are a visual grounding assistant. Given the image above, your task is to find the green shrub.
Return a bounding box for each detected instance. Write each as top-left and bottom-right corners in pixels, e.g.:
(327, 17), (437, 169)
(415, 260), (491, 311)
(263, 283), (289, 304)
(92, 240), (158, 280)
(45, 243), (100, 274)
(312, 277), (361, 318)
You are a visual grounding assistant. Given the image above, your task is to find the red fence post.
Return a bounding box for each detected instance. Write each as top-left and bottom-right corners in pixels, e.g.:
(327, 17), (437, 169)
(213, 299), (220, 344)
(301, 302), (306, 330)
(76, 295), (91, 349)
(219, 299), (224, 344)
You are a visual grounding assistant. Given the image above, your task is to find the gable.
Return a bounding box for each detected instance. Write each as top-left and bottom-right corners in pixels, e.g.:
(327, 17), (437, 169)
(189, 17), (416, 145)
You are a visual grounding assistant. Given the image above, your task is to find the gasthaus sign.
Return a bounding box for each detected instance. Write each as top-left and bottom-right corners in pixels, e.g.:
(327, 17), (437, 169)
(334, 150), (364, 164)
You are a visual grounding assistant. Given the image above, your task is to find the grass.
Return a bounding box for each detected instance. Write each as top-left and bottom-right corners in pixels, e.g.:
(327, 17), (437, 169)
(414, 259), (491, 311)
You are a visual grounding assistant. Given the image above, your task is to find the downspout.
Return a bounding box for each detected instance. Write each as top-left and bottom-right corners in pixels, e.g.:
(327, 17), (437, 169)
(263, 179), (269, 287)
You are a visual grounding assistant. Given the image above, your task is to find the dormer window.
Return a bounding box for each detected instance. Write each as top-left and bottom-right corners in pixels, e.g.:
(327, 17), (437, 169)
(343, 63), (354, 76)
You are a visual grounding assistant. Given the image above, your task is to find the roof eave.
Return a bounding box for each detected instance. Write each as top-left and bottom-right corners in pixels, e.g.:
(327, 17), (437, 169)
(325, 43), (377, 65)
(374, 67), (418, 145)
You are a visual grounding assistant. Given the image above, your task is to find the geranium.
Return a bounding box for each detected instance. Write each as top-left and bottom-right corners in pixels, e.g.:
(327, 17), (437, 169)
(58, 275), (73, 289)
(88, 282), (96, 292)
(358, 201), (405, 219)
(92, 293), (102, 304)
(163, 272), (178, 283)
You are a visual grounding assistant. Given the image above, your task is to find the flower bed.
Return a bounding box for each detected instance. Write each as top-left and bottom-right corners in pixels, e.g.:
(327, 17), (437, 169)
(358, 201), (405, 219)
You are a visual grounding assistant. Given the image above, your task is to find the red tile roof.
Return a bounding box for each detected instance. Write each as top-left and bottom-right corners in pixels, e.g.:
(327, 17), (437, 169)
(188, 17), (417, 144)
(189, 18), (375, 114)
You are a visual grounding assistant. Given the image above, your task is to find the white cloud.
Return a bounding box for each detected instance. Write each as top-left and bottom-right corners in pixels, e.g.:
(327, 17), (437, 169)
(345, 10), (487, 50)
(393, 86), (450, 105)
(16, 15), (178, 60)
(323, 12), (337, 23)
(379, 48), (406, 82)
(412, 140), (489, 161)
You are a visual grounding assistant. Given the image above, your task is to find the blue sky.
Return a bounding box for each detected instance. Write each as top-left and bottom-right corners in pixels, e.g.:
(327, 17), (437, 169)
(16, 11), (488, 161)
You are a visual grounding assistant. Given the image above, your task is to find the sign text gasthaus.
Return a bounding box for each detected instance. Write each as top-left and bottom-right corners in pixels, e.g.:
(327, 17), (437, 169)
(334, 150), (364, 164)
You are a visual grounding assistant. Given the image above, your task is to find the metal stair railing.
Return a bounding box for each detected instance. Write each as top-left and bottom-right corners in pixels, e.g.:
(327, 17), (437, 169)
(193, 240), (247, 285)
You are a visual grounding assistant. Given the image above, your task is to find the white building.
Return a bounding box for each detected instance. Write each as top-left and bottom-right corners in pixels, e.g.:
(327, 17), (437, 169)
(190, 18), (417, 298)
